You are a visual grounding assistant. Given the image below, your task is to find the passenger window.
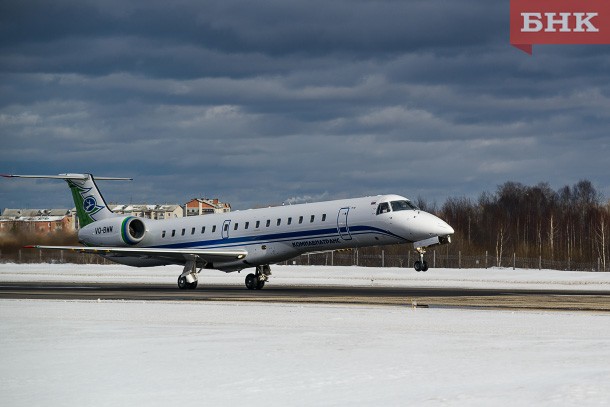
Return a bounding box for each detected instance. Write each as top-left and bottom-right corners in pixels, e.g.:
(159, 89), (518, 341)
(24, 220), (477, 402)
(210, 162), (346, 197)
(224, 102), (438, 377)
(201, 226), (205, 234)
(310, 215), (315, 223)
(266, 220), (271, 227)
(287, 217), (292, 225)
(224, 224), (229, 232)
(191, 227), (195, 235)
(181, 229), (185, 236)
(162, 231), (166, 238)
(245, 222), (249, 230)
(256, 221), (260, 228)
(277, 219), (281, 226)
(171, 230), (176, 237)
(234, 223), (238, 231)
(299, 216), (304, 224)
(212, 225), (217, 233)
(322, 214), (326, 221)
(376, 202), (391, 215)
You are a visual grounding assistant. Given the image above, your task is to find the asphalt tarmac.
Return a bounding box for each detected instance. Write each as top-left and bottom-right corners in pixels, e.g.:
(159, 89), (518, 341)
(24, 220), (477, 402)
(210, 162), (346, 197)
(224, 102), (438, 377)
(1, 282), (609, 311)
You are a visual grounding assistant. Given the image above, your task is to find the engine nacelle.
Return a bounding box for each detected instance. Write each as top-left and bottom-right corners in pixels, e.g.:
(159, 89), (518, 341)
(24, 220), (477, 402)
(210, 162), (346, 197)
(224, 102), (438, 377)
(79, 216), (147, 246)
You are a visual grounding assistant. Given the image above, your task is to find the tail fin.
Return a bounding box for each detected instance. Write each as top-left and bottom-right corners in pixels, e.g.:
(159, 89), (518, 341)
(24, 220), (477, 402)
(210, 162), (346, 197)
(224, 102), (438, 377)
(2, 173), (132, 227)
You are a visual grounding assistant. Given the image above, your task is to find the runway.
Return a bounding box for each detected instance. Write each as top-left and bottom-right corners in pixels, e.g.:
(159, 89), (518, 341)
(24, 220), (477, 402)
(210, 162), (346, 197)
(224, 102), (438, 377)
(1, 281), (609, 311)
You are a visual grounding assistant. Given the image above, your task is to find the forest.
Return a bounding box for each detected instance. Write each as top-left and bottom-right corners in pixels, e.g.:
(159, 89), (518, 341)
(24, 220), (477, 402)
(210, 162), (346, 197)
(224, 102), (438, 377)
(434, 180), (609, 271)
(1, 180), (609, 271)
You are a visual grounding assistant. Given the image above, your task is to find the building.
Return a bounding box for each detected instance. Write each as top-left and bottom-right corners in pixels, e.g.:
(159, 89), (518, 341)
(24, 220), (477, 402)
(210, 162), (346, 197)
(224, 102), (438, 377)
(1, 197), (230, 234)
(109, 204), (183, 220)
(184, 198), (231, 216)
(0, 209), (77, 234)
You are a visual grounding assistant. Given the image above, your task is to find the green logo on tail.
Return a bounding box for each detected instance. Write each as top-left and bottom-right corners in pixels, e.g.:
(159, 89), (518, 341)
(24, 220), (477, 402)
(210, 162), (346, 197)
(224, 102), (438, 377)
(67, 180), (104, 227)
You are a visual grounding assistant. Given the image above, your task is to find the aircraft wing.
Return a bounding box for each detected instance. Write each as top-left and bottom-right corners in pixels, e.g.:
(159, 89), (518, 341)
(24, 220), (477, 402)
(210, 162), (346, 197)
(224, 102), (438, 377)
(24, 245), (247, 264)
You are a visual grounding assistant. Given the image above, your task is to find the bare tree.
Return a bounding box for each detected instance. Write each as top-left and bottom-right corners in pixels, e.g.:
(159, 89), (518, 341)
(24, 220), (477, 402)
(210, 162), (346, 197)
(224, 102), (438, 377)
(495, 225), (509, 267)
(596, 214), (608, 271)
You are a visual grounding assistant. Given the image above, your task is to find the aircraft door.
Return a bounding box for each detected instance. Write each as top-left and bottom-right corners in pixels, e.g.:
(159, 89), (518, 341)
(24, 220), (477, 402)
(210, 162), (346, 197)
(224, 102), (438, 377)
(222, 220), (231, 239)
(337, 208), (352, 240)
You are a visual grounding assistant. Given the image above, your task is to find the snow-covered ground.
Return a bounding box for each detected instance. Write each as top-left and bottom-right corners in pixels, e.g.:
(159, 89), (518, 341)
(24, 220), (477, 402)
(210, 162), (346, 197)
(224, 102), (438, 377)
(2, 263), (610, 291)
(1, 264), (610, 406)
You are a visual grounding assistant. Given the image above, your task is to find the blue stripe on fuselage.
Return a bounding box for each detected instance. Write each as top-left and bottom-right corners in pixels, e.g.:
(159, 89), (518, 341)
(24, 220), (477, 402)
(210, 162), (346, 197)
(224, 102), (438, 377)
(150, 225), (408, 250)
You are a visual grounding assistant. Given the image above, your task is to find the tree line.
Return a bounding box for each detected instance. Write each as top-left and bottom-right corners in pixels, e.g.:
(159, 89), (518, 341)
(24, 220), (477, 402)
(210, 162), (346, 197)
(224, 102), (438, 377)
(436, 180), (609, 270)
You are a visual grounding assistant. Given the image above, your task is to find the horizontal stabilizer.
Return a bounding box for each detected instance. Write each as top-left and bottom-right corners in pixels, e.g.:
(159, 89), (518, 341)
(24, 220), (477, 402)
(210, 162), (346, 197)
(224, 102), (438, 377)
(2, 174), (132, 181)
(3, 173), (132, 227)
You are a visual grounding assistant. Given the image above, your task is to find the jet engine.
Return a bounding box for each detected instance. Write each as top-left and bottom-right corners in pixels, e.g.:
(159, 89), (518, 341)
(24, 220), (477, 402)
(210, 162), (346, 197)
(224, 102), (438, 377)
(78, 216), (147, 246)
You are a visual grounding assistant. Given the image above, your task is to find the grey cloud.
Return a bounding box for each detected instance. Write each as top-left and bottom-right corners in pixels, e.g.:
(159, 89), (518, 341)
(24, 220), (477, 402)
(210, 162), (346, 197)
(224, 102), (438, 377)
(1, 0), (609, 210)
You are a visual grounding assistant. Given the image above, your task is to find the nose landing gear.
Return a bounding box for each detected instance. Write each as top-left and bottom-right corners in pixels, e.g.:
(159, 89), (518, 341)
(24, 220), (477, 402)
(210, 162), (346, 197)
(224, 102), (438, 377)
(412, 235), (452, 272)
(414, 247), (429, 272)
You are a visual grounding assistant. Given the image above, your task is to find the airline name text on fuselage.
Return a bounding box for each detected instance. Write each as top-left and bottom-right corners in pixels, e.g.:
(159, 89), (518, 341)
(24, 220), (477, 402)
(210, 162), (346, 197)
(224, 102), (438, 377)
(292, 238), (341, 248)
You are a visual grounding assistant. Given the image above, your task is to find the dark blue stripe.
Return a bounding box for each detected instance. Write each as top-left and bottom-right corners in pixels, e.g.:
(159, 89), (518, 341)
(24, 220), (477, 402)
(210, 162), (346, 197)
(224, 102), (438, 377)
(150, 225), (407, 250)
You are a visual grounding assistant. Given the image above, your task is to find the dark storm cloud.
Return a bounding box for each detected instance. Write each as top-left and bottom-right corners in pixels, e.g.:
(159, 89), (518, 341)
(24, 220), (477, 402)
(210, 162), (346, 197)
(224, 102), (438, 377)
(1, 1), (503, 56)
(1, 0), (609, 211)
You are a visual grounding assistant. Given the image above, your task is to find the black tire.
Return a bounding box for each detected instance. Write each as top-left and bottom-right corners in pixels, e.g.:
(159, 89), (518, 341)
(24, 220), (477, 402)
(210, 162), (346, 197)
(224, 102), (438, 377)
(178, 276), (188, 289)
(414, 261), (422, 272)
(256, 280), (265, 290)
(421, 261), (429, 272)
(245, 273), (256, 290)
(187, 281), (198, 289)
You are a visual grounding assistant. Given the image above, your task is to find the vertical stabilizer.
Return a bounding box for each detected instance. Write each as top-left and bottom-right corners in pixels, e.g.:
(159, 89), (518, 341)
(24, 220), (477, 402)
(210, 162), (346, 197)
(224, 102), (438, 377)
(1, 173), (132, 227)
(64, 174), (119, 227)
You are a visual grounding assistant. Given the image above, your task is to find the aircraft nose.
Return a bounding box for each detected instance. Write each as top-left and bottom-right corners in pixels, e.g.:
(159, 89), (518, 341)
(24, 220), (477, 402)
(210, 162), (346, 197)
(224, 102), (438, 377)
(419, 212), (454, 237)
(436, 218), (454, 235)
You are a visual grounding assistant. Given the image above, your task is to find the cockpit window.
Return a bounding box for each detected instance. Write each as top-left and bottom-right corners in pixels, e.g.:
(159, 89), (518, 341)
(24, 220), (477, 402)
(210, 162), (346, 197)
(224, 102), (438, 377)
(390, 200), (418, 211)
(376, 202), (391, 215)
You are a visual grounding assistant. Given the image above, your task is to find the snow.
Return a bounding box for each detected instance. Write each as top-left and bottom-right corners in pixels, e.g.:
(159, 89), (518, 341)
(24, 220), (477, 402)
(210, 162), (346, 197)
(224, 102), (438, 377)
(1, 264), (610, 406)
(1, 263), (610, 291)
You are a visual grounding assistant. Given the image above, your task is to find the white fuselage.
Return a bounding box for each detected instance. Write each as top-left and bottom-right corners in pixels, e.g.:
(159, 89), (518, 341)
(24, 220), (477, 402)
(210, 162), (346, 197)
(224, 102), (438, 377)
(79, 194), (454, 271)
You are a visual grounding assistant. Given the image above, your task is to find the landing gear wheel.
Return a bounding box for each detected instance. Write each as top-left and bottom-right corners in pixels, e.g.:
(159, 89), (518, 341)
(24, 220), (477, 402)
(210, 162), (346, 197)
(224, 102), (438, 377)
(245, 265), (271, 290)
(245, 273), (257, 290)
(178, 258), (202, 290)
(414, 247), (429, 272)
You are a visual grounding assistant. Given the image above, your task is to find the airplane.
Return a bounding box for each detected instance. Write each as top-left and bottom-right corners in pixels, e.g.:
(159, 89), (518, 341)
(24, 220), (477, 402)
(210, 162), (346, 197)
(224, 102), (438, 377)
(2, 173), (454, 290)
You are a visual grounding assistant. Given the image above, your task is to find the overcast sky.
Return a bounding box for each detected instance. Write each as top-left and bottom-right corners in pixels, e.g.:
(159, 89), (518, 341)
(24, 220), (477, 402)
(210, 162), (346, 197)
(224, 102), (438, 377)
(1, 0), (609, 211)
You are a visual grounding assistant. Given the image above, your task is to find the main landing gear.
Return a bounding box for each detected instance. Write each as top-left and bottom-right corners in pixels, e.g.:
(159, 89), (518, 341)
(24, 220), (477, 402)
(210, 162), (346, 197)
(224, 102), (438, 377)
(245, 265), (271, 290)
(414, 247), (429, 272)
(177, 259), (200, 290)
